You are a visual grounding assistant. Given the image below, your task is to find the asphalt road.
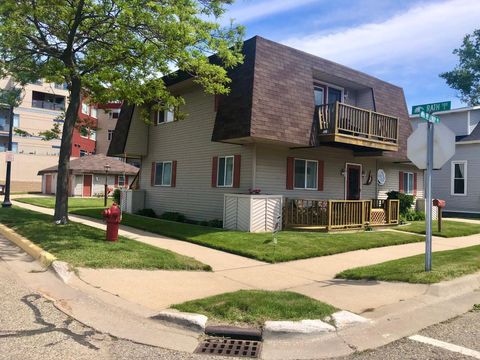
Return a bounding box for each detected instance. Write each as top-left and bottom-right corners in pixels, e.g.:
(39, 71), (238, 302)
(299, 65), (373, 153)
(0, 258), (229, 360)
(1, 254), (479, 360)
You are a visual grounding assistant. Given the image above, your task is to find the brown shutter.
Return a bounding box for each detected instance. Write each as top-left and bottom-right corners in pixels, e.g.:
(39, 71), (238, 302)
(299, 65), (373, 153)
(211, 157), (218, 187)
(114, 175), (118, 186)
(286, 157), (294, 190)
(233, 154), (241, 188)
(125, 175), (129, 187)
(171, 160), (177, 187)
(151, 162), (156, 186)
(152, 110), (158, 126)
(399, 171), (404, 193)
(413, 172), (417, 196)
(317, 160), (324, 191)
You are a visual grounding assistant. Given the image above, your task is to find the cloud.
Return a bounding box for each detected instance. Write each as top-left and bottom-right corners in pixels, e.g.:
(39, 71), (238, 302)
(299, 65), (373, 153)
(222, 0), (322, 24)
(282, 0), (479, 71)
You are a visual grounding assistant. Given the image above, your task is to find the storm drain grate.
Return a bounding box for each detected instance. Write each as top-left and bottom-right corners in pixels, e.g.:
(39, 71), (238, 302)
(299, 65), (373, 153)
(195, 338), (262, 358)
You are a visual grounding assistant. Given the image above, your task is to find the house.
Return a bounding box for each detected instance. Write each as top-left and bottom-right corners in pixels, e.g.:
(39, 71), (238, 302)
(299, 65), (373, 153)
(0, 77), (68, 192)
(108, 36), (423, 229)
(38, 153), (138, 197)
(411, 106), (480, 215)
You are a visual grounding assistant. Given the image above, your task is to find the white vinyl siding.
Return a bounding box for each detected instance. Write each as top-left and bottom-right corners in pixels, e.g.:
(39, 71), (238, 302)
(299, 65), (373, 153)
(451, 161), (467, 196)
(154, 161), (172, 186)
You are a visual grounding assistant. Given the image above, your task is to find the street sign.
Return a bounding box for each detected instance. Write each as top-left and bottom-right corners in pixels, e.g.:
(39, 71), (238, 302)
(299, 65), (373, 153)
(419, 110), (440, 123)
(5, 151), (14, 163)
(407, 122), (455, 169)
(412, 101), (451, 115)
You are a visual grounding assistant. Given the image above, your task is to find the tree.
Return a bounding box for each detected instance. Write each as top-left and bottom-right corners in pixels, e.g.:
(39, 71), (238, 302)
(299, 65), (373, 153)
(0, 0), (244, 223)
(440, 29), (480, 106)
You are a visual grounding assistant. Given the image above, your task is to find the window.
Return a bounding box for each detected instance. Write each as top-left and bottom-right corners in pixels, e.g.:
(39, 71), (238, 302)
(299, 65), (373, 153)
(91, 107), (97, 119)
(314, 87), (325, 106)
(54, 83), (68, 90)
(13, 114), (19, 128)
(294, 159), (318, 189)
(403, 172), (414, 195)
(108, 130), (114, 141)
(33, 79), (43, 85)
(154, 161), (172, 186)
(111, 110), (120, 119)
(89, 130), (96, 141)
(451, 161), (467, 196)
(0, 142), (17, 153)
(217, 156), (234, 187)
(32, 91), (65, 111)
(80, 150), (87, 157)
(156, 109), (175, 124)
(117, 175), (126, 187)
(81, 102), (89, 115)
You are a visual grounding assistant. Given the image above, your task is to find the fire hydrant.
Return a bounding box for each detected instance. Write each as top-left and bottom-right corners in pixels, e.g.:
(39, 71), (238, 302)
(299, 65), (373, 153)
(102, 203), (122, 241)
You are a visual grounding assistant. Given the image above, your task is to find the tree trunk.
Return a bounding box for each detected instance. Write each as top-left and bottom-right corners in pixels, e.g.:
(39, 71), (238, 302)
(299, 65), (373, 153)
(53, 77), (82, 224)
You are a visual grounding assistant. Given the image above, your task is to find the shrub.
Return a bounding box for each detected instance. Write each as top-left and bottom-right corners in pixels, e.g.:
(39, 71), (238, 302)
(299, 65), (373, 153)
(386, 191), (415, 215)
(135, 208), (157, 218)
(113, 188), (121, 204)
(207, 219), (223, 228)
(404, 209), (425, 221)
(159, 212), (186, 222)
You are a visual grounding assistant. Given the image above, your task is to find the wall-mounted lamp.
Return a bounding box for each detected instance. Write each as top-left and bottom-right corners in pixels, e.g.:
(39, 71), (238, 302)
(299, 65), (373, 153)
(340, 168), (345, 177)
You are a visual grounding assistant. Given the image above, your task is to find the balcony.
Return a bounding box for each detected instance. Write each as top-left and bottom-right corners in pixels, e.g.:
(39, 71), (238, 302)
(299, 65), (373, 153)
(317, 102), (399, 151)
(32, 100), (65, 111)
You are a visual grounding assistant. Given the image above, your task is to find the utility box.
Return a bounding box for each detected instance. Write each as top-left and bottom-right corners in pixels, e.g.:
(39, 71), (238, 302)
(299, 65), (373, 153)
(120, 189), (145, 214)
(223, 194), (283, 232)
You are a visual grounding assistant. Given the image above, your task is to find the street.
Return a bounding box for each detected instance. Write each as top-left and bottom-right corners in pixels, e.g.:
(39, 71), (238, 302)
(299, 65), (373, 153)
(1, 253), (479, 360)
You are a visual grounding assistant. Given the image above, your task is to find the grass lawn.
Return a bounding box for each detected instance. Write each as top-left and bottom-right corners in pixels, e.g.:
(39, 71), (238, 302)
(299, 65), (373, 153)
(0, 206), (210, 271)
(16, 197), (425, 263)
(16, 196), (112, 210)
(171, 290), (337, 326)
(400, 220), (480, 238)
(336, 245), (480, 284)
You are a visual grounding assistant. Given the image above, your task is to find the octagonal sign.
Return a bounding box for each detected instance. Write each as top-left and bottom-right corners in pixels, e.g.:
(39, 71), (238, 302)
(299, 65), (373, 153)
(407, 122), (455, 170)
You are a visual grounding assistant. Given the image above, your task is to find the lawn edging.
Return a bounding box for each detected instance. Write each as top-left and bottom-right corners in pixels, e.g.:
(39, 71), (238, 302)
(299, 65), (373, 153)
(0, 223), (73, 283)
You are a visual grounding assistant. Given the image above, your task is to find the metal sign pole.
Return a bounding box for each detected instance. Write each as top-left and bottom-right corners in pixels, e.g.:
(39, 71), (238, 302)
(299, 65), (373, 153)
(425, 121), (434, 271)
(2, 105), (14, 208)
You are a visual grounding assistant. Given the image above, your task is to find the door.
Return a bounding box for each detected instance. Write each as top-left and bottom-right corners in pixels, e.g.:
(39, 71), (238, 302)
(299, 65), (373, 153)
(328, 87), (342, 104)
(83, 175), (92, 197)
(346, 164), (361, 200)
(45, 175), (52, 194)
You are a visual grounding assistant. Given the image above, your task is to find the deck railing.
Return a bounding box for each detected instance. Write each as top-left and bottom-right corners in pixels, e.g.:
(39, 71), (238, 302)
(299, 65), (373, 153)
(284, 198), (400, 230)
(317, 102), (399, 145)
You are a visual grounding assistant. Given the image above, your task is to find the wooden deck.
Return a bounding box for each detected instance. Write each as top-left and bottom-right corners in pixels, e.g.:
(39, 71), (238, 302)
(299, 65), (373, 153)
(283, 198), (400, 231)
(317, 102), (399, 151)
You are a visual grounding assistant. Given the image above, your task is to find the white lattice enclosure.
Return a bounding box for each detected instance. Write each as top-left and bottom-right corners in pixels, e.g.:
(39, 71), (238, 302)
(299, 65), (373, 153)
(120, 189), (145, 214)
(223, 194), (283, 232)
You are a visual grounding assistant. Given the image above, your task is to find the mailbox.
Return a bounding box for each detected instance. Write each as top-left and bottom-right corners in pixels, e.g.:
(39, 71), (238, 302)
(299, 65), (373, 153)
(433, 199), (446, 208)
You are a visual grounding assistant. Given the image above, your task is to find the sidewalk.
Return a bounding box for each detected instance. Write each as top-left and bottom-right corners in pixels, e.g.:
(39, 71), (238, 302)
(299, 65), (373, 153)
(12, 200), (480, 314)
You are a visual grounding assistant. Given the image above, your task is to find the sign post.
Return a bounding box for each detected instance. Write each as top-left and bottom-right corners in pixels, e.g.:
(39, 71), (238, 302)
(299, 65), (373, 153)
(407, 109), (455, 272)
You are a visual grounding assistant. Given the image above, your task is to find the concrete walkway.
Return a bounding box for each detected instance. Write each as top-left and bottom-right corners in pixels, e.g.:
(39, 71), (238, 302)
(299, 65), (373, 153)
(11, 200), (480, 314)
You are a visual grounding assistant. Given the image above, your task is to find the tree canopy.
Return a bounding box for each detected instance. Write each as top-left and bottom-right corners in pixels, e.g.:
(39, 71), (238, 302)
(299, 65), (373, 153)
(0, 0), (244, 222)
(440, 29), (480, 106)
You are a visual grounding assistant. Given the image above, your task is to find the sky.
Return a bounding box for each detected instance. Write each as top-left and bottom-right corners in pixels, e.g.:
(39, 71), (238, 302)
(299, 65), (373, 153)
(220, 0), (480, 112)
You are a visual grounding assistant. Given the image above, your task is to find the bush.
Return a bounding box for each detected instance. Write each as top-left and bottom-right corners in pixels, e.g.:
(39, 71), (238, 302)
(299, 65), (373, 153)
(404, 209), (425, 221)
(135, 208), (157, 218)
(207, 219), (223, 228)
(386, 191), (415, 215)
(159, 212), (186, 222)
(113, 188), (121, 204)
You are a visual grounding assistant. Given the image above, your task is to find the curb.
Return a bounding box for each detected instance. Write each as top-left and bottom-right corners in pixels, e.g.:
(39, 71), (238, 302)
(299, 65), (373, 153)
(151, 310), (208, 333)
(0, 223), (56, 267)
(426, 273), (480, 297)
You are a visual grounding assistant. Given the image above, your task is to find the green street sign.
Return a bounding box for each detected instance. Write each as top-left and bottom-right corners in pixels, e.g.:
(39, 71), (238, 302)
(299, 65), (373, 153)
(419, 110), (440, 123)
(412, 101), (451, 115)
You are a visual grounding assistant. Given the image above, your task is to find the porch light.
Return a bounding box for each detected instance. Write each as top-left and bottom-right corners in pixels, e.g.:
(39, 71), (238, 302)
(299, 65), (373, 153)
(340, 169), (345, 177)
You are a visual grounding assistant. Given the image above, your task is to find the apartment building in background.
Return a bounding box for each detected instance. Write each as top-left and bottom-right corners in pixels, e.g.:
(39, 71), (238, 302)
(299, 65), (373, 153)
(0, 77), (68, 192)
(72, 96), (98, 157)
(96, 102), (122, 155)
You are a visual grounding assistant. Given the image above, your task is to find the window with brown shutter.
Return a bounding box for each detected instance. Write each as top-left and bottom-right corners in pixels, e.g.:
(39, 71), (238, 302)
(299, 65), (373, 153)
(399, 171), (404, 193)
(317, 160), (324, 191)
(211, 156), (218, 187)
(286, 157), (294, 190)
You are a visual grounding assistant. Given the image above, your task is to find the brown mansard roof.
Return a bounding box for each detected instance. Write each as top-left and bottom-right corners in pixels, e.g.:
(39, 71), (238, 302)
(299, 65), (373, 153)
(38, 153), (139, 176)
(108, 36), (411, 159)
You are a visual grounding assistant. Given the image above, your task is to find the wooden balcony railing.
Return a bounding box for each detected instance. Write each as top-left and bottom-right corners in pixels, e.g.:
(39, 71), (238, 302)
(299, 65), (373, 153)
(317, 102), (399, 150)
(284, 198), (400, 230)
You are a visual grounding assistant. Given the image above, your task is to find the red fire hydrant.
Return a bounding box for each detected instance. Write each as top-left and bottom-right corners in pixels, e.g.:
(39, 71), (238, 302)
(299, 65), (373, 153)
(102, 203), (122, 241)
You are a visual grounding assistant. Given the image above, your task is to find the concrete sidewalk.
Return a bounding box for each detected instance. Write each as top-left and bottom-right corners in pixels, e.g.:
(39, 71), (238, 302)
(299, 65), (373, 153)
(13, 200), (480, 314)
